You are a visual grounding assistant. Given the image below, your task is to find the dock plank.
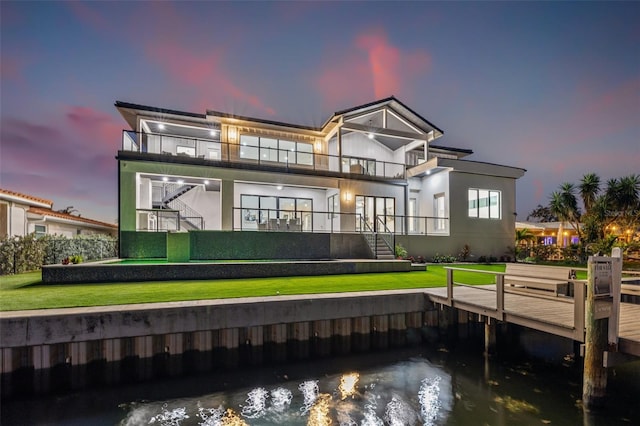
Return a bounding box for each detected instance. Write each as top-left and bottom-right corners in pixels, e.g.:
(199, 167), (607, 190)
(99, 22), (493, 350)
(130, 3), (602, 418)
(424, 284), (640, 357)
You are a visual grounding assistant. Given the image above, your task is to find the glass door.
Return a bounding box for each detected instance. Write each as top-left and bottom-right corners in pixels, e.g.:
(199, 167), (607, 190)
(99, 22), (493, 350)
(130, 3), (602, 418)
(355, 196), (394, 232)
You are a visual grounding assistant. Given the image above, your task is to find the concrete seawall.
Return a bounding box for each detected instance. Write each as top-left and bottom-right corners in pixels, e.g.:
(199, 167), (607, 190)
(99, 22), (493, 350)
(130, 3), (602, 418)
(1, 290), (455, 397)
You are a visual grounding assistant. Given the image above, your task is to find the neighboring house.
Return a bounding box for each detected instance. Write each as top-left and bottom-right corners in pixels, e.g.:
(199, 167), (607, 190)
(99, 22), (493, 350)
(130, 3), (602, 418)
(116, 97), (525, 259)
(0, 189), (118, 238)
(516, 221), (580, 247)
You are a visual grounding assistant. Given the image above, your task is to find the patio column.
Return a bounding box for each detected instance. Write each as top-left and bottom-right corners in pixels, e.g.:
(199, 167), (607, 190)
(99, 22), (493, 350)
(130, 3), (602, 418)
(220, 179), (234, 230)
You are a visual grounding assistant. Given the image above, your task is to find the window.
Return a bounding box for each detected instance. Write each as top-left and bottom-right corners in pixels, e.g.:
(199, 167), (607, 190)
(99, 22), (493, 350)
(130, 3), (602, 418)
(434, 193), (446, 230)
(239, 135), (313, 166)
(240, 194), (313, 231)
(176, 146), (195, 156)
(34, 224), (46, 238)
(468, 189), (501, 219)
(328, 194), (338, 219)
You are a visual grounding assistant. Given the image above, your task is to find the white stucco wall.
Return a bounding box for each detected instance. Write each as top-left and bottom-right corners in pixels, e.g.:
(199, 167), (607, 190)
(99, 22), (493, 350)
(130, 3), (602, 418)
(178, 185), (221, 230)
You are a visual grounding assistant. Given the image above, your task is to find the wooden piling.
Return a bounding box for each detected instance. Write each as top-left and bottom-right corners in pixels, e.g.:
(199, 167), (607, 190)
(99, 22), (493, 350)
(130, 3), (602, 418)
(582, 257), (610, 411)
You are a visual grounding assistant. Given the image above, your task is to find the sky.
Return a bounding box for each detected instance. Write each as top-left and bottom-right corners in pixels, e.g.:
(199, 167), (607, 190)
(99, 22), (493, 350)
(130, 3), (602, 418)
(1, 1), (639, 224)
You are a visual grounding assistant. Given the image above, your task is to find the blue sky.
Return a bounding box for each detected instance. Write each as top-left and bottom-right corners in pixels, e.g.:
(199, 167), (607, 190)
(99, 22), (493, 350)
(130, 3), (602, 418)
(1, 1), (638, 223)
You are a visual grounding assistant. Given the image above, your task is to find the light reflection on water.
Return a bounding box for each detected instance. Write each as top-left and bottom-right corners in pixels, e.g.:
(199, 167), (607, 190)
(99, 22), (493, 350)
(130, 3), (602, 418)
(119, 358), (452, 425)
(2, 345), (639, 425)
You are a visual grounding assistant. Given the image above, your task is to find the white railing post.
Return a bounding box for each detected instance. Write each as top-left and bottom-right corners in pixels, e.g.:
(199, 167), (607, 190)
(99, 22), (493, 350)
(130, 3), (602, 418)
(496, 273), (504, 318)
(574, 280), (586, 341)
(446, 268), (453, 304)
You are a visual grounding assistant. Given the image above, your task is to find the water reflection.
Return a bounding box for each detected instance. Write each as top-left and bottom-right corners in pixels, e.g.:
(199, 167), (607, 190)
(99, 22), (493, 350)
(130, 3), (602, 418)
(119, 358), (452, 425)
(2, 345), (639, 425)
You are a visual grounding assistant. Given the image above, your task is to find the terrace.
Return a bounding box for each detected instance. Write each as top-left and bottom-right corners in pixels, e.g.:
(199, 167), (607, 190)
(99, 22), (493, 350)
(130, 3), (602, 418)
(122, 130), (408, 180)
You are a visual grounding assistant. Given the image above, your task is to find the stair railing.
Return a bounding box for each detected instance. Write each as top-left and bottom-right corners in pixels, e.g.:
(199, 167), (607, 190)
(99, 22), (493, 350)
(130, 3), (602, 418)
(167, 197), (205, 230)
(376, 216), (395, 256)
(358, 215), (378, 257)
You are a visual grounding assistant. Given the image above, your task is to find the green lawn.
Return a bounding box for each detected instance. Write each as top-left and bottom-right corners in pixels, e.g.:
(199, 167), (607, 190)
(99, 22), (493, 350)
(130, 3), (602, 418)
(0, 264), (506, 312)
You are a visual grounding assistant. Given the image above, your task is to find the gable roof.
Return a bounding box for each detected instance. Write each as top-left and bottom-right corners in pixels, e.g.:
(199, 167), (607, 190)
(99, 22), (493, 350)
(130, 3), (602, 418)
(0, 188), (53, 208)
(326, 96), (445, 136)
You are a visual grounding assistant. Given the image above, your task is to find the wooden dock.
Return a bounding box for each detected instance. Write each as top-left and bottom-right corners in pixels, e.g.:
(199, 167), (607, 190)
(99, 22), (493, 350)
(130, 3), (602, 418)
(424, 268), (640, 358)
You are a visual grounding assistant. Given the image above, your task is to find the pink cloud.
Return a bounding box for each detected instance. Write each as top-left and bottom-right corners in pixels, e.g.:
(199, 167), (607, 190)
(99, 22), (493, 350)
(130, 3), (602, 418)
(314, 28), (432, 109)
(145, 40), (276, 116)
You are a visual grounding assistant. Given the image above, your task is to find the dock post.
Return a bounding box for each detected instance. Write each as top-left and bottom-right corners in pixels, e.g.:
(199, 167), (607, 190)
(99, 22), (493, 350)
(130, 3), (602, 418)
(484, 317), (496, 356)
(582, 256), (614, 411)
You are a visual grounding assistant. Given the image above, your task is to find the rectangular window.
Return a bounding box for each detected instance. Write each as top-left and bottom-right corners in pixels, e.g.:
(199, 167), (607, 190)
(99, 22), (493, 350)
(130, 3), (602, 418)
(328, 194), (338, 219)
(34, 224), (46, 238)
(260, 138), (278, 162)
(434, 193), (446, 230)
(240, 135), (259, 160)
(468, 189), (501, 219)
(239, 135), (312, 166)
(176, 146), (195, 156)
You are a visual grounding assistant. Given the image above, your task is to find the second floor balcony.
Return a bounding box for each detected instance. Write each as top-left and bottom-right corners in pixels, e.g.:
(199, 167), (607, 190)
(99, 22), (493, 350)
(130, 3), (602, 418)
(122, 131), (407, 180)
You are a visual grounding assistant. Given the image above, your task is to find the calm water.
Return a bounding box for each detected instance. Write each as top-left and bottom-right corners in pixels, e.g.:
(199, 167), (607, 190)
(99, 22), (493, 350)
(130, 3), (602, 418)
(2, 340), (639, 425)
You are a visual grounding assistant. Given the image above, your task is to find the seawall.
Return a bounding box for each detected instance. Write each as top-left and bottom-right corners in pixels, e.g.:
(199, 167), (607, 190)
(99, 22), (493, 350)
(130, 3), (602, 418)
(2, 290), (454, 397)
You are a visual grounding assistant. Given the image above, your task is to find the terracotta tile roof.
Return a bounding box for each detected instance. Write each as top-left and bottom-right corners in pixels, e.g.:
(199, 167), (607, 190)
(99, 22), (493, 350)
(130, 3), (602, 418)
(0, 188), (53, 207)
(27, 207), (117, 229)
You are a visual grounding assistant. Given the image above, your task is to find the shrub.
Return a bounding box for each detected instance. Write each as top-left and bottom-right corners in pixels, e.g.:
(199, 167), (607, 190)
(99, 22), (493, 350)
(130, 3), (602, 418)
(0, 233), (117, 275)
(394, 244), (408, 259)
(431, 253), (457, 263)
(458, 244), (471, 261)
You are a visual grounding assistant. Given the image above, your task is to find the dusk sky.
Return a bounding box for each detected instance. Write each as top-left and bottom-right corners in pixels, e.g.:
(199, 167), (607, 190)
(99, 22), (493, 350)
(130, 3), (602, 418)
(1, 1), (638, 223)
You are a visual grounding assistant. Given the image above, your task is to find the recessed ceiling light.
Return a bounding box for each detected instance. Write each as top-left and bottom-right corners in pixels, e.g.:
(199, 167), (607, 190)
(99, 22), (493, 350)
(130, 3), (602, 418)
(162, 177), (168, 182)
(177, 179), (184, 184)
(277, 185), (283, 190)
(368, 133), (374, 139)
(210, 130), (216, 136)
(158, 123), (165, 130)
(204, 180), (209, 185)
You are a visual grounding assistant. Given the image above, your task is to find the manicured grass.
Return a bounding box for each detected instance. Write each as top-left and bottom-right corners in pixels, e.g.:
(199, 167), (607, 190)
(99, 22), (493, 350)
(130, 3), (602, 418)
(0, 264), (506, 312)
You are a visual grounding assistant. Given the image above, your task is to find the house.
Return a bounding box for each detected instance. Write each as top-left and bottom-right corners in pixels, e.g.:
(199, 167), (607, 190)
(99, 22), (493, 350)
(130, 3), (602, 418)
(516, 221), (580, 247)
(0, 188), (118, 238)
(116, 97), (525, 260)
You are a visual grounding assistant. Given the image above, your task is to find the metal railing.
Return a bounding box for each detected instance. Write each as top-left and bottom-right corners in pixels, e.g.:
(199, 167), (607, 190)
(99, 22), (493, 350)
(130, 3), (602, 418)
(232, 208), (367, 233)
(385, 215), (450, 235)
(360, 216), (378, 257)
(122, 130), (406, 179)
(376, 216), (395, 254)
(136, 209), (181, 232)
(166, 198), (205, 230)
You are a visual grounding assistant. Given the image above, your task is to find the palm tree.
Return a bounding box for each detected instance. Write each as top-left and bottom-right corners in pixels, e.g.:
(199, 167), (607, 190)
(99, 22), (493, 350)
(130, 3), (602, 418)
(550, 183), (582, 242)
(579, 173), (600, 213)
(514, 228), (536, 261)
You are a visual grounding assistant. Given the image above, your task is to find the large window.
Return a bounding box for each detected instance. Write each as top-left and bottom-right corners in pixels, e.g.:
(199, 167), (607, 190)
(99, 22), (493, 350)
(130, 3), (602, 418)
(241, 194), (313, 231)
(240, 135), (313, 166)
(468, 189), (501, 219)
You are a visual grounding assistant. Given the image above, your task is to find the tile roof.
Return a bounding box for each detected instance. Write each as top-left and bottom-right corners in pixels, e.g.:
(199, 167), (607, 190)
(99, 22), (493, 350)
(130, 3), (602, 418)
(0, 188), (53, 207)
(27, 207), (117, 229)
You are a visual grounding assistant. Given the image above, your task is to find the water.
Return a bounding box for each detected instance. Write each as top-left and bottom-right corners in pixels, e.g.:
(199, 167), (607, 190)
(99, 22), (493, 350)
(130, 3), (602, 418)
(2, 343), (639, 425)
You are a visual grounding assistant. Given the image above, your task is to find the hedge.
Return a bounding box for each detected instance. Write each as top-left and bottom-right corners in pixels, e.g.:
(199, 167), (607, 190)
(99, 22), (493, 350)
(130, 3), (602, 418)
(0, 233), (117, 275)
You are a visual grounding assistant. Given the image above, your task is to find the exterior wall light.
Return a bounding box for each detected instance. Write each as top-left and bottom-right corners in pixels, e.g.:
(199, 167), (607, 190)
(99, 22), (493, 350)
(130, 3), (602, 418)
(344, 191), (352, 202)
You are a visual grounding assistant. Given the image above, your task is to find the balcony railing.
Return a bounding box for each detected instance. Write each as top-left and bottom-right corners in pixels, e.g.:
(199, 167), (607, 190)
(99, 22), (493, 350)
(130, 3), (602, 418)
(137, 206), (450, 236)
(387, 215), (450, 235)
(232, 208), (364, 233)
(122, 131), (406, 179)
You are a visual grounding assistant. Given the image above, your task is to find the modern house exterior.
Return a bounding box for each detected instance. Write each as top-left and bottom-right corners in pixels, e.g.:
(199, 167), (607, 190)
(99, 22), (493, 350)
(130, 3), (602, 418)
(116, 97), (525, 260)
(0, 188), (118, 238)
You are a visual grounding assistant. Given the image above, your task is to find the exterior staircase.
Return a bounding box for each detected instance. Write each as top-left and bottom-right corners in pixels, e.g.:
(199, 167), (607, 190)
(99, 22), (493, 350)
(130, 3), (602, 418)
(152, 183), (205, 230)
(374, 234), (395, 259)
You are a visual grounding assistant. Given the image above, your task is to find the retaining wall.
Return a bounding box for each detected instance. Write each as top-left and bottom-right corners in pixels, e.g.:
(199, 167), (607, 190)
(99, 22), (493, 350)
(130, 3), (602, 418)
(1, 290), (465, 397)
(41, 259), (411, 284)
